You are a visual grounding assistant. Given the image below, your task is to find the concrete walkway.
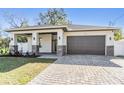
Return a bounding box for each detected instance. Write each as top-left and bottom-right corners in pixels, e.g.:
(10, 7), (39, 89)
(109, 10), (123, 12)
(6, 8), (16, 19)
(38, 54), (58, 59)
(29, 55), (124, 85)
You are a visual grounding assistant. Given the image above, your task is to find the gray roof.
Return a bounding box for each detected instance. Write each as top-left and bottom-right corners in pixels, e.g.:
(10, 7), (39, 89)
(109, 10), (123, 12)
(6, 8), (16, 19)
(67, 24), (118, 31)
(6, 24), (119, 32)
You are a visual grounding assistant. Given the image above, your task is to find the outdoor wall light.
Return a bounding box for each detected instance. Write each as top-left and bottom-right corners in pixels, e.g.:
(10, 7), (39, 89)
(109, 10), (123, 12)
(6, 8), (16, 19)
(33, 37), (35, 40)
(109, 37), (111, 40)
(59, 36), (61, 40)
(11, 38), (13, 41)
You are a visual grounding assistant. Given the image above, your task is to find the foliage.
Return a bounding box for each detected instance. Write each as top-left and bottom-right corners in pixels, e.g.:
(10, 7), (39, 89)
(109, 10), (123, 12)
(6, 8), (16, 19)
(114, 30), (124, 41)
(17, 36), (27, 42)
(0, 37), (10, 55)
(0, 37), (10, 48)
(0, 48), (9, 55)
(37, 8), (71, 25)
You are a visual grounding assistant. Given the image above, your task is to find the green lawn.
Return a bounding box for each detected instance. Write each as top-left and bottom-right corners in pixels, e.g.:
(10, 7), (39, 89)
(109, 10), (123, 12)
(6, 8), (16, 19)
(0, 57), (55, 85)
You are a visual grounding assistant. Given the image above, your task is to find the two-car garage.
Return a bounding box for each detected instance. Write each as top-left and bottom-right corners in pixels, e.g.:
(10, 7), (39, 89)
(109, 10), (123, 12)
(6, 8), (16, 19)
(67, 36), (105, 55)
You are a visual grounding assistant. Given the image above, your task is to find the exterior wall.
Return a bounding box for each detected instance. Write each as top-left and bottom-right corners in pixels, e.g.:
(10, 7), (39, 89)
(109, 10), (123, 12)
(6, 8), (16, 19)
(57, 45), (66, 56)
(39, 34), (52, 53)
(9, 29), (115, 56)
(9, 33), (18, 53)
(106, 46), (114, 56)
(17, 34), (52, 53)
(64, 31), (114, 56)
(32, 45), (39, 54)
(57, 30), (65, 56)
(9, 45), (18, 53)
(32, 32), (39, 45)
(114, 40), (124, 56)
(57, 30), (64, 45)
(18, 43), (28, 53)
(17, 37), (32, 53)
(10, 29), (63, 55)
(9, 33), (17, 46)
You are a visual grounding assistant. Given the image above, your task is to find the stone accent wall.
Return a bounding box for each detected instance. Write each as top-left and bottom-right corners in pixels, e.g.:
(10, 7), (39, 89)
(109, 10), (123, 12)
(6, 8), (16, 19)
(57, 45), (67, 56)
(9, 45), (18, 53)
(32, 45), (39, 55)
(106, 46), (114, 56)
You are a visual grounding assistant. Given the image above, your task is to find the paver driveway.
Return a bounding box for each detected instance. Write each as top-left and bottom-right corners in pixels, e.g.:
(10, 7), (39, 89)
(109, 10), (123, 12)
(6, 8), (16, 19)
(29, 55), (124, 85)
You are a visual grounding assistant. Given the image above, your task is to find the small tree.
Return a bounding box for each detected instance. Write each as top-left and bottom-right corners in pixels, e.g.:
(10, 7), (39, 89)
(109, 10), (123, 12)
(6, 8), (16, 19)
(37, 8), (71, 25)
(114, 29), (124, 41)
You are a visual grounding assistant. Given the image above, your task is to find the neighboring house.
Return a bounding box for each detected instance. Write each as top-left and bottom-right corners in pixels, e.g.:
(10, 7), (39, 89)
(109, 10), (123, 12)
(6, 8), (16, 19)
(6, 24), (118, 56)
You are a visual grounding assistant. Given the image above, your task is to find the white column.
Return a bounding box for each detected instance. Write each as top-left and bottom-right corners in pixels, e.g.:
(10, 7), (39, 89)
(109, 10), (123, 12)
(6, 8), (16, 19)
(9, 33), (18, 53)
(57, 30), (66, 56)
(57, 30), (64, 46)
(32, 32), (39, 54)
(32, 32), (39, 45)
(10, 33), (17, 46)
(27, 36), (32, 53)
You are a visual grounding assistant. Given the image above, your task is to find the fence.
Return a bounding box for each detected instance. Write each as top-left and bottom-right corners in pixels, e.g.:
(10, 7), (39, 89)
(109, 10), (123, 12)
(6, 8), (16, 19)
(114, 39), (124, 56)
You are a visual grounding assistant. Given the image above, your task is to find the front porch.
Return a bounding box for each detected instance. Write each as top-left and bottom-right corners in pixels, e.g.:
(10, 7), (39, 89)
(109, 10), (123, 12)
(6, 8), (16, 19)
(9, 29), (66, 56)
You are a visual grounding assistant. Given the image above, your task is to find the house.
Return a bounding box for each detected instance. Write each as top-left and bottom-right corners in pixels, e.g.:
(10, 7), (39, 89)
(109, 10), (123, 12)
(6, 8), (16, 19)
(6, 24), (118, 56)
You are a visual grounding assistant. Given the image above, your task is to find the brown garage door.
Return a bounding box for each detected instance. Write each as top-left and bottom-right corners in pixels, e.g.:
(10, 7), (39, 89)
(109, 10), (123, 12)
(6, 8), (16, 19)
(67, 36), (105, 55)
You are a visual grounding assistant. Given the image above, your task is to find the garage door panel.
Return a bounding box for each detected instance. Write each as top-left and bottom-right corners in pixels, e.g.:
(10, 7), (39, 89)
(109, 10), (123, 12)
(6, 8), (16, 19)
(67, 36), (105, 55)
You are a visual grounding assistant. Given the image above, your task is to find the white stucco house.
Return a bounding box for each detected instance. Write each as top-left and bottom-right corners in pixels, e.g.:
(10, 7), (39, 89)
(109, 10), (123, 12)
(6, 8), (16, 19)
(6, 24), (118, 56)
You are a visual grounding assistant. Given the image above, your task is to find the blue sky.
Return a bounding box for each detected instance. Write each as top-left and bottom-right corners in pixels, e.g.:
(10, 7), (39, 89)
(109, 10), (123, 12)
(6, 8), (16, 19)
(0, 8), (124, 37)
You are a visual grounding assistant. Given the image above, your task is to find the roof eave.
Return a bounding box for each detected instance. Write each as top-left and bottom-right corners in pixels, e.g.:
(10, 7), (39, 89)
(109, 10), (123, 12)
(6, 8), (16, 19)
(5, 26), (119, 32)
(6, 26), (68, 32)
(67, 28), (119, 31)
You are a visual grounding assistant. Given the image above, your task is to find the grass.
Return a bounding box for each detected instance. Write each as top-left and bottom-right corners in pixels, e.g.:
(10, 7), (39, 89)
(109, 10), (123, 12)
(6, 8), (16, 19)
(0, 57), (55, 85)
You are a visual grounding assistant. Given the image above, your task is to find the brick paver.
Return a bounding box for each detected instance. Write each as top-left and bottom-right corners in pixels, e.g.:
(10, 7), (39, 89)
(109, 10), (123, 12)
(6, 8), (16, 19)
(29, 55), (124, 85)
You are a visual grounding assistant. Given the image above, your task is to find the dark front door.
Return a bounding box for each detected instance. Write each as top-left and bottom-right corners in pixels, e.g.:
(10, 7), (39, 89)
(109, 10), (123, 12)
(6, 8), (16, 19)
(67, 36), (105, 55)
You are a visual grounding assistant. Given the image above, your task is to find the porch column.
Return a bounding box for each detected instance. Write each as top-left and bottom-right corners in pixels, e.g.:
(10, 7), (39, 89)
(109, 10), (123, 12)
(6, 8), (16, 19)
(106, 32), (114, 56)
(9, 33), (18, 53)
(32, 32), (39, 55)
(27, 36), (32, 53)
(57, 30), (66, 56)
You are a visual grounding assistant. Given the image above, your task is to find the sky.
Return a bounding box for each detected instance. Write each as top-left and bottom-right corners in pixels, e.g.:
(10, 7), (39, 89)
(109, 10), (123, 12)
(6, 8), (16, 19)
(0, 8), (124, 37)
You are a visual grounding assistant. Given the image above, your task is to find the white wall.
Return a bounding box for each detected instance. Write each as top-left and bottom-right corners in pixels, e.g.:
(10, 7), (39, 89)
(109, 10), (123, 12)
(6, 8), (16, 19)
(11, 29), (63, 46)
(57, 30), (64, 45)
(32, 32), (39, 45)
(9, 33), (17, 46)
(18, 43), (28, 53)
(11, 29), (115, 55)
(39, 34), (52, 53)
(114, 40), (124, 56)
